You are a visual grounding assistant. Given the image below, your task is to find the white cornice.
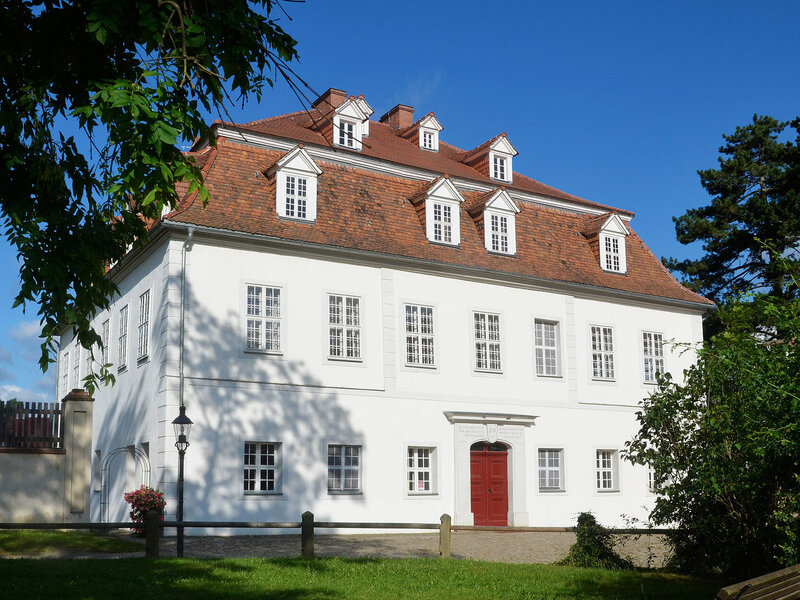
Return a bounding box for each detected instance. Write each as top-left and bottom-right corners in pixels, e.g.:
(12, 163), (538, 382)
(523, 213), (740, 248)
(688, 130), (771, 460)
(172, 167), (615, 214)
(444, 411), (538, 426)
(214, 126), (629, 220)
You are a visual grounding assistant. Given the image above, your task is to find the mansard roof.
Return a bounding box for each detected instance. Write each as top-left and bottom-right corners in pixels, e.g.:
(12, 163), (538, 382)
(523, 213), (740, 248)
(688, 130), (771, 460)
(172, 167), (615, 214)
(169, 139), (712, 307)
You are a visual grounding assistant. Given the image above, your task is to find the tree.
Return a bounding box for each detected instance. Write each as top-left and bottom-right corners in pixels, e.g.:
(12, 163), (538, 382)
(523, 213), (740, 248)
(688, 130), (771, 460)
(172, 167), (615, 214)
(664, 115), (800, 305)
(624, 292), (800, 577)
(0, 0), (300, 390)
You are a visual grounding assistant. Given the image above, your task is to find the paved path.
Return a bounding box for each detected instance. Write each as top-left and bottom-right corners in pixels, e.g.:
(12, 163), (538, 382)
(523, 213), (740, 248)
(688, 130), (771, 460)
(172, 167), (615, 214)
(4, 531), (669, 566)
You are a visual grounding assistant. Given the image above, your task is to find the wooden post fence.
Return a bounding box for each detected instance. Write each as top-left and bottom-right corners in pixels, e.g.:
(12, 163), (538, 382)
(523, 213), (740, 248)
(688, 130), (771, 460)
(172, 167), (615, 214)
(301, 511), (314, 558)
(439, 514), (451, 557)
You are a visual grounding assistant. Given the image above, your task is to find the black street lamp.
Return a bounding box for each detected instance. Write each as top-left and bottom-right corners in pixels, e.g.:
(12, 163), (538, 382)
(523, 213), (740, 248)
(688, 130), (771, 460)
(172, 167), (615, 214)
(172, 405), (192, 557)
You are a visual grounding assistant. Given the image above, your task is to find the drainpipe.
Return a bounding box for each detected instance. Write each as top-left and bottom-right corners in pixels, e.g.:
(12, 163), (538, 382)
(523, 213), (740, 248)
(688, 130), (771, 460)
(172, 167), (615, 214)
(178, 226), (195, 410)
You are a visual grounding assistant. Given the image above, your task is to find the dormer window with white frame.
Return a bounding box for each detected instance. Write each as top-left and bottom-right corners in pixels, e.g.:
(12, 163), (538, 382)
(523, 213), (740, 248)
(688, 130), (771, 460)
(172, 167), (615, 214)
(596, 214), (630, 274)
(479, 189), (520, 255)
(332, 96), (373, 151)
(488, 135), (517, 184)
(268, 145), (323, 223)
(416, 113), (443, 152)
(414, 176), (465, 247)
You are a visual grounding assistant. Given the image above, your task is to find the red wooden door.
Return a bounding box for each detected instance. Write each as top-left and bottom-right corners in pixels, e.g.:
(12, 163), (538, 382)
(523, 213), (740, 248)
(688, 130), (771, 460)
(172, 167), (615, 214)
(470, 442), (509, 526)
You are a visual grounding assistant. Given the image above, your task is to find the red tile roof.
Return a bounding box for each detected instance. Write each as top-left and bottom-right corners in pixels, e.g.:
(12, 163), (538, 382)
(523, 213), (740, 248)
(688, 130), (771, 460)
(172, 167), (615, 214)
(167, 140), (712, 307)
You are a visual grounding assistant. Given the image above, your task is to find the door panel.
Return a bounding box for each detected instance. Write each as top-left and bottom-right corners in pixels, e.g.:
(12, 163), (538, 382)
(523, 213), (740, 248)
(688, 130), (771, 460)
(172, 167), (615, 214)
(470, 445), (508, 526)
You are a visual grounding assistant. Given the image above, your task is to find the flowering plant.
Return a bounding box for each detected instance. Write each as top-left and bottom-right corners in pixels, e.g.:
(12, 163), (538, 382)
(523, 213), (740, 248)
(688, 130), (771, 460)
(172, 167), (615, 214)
(124, 485), (166, 533)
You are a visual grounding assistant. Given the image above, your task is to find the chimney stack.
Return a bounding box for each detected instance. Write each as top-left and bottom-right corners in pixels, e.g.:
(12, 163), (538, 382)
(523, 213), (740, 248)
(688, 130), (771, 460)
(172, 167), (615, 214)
(311, 88), (347, 113)
(379, 104), (414, 130)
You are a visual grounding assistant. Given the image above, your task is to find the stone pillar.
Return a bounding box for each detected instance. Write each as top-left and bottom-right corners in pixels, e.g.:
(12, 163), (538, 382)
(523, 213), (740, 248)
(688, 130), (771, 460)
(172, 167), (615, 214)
(62, 389), (94, 522)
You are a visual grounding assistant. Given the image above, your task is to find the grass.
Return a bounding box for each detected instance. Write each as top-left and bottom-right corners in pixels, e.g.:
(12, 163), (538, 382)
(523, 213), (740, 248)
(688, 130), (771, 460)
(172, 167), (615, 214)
(0, 530), (142, 555)
(0, 557), (725, 599)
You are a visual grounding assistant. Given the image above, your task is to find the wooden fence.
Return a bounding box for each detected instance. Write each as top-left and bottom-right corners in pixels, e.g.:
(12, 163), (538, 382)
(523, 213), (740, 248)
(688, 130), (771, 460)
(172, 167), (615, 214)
(0, 400), (63, 449)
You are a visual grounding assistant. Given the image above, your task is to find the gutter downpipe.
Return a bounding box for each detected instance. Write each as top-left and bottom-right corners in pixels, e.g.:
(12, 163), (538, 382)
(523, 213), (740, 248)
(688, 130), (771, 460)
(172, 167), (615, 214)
(179, 226), (195, 410)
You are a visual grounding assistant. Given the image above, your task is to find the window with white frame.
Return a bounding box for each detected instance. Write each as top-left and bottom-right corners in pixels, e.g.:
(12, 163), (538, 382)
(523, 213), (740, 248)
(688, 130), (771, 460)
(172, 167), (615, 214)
(595, 449), (619, 491)
(404, 304), (435, 366)
(338, 120), (356, 148)
(590, 325), (615, 380)
(642, 331), (665, 383)
(538, 449), (564, 491)
(489, 213), (510, 253)
(137, 290), (150, 360)
(492, 155), (507, 181)
(431, 202), (454, 244)
(101, 320), (109, 366)
(534, 320), (560, 376)
(72, 346), (80, 389)
(60, 351), (69, 397)
(422, 130), (434, 150)
(245, 285), (281, 353)
(243, 442), (281, 494)
(328, 295), (361, 360)
(648, 464), (655, 492)
(407, 447), (435, 494)
(284, 175), (308, 220)
(600, 233), (627, 273)
(474, 312), (502, 372)
(327, 444), (361, 492)
(118, 305), (128, 369)
(85, 345), (92, 381)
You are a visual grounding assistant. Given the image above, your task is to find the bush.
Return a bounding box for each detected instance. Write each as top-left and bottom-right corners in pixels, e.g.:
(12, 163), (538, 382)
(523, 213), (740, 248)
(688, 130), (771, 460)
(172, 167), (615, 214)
(557, 512), (634, 570)
(123, 486), (166, 533)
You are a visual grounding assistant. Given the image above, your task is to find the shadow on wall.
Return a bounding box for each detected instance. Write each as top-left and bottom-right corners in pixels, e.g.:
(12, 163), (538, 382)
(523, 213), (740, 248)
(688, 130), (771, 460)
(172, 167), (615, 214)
(173, 277), (361, 525)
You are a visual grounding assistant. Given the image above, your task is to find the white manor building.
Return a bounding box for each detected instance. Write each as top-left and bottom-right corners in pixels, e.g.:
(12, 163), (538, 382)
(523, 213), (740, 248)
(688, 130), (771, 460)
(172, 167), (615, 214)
(57, 88), (712, 528)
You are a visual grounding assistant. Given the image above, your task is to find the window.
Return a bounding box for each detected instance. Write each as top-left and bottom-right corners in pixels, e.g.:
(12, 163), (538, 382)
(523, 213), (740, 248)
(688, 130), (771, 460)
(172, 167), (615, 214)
(648, 464), (655, 492)
(538, 449), (564, 491)
(404, 304), (435, 366)
(245, 285), (281, 353)
(72, 346), (80, 389)
(534, 320), (560, 376)
(338, 120), (356, 148)
(603, 235), (621, 272)
(328, 295), (361, 360)
(408, 447), (435, 494)
(118, 305), (128, 369)
(137, 290), (150, 360)
(489, 214), (510, 253)
(327, 444), (361, 492)
(60, 351), (69, 398)
(474, 312), (502, 372)
(243, 442), (281, 494)
(422, 130), (434, 150)
(642, 331), (665, 383)
(492, 155), (506, 180)
(590, 325), (615, 380)
(85, 346), (92, 381)
(432, 202), (453, 244)
(284, 176), (307, 219)
(101, 320), (110, 366)
(595, 449), (619, 491)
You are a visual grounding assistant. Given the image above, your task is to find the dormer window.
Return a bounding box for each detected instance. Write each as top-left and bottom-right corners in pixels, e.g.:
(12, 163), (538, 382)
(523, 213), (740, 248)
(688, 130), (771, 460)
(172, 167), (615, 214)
(407, 113), (442, 152)
(603, 235), (621, 271)
(408, 175), (465, 247)
(462, 133), (517, 183)
(332, 96), (373, 151)
(467, 188), (519, 255)
(422, 130), (435, 150)
(268, 145), (322, 223)
(583, 213), (630, 274)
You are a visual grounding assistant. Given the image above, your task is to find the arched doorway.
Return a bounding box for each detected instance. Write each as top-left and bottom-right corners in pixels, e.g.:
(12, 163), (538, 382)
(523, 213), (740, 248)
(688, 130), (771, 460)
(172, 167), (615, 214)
(470, 441), (509, 526)
(101, 446), (151, 523)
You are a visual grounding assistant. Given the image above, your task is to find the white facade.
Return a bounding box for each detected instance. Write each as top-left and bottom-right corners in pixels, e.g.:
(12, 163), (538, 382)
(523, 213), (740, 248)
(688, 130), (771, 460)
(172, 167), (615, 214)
(58, 227), (703, 528)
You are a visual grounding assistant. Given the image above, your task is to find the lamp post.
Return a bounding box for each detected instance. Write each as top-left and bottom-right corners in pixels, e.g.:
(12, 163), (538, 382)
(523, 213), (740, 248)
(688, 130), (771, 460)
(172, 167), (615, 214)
(172, 405), (192, 558)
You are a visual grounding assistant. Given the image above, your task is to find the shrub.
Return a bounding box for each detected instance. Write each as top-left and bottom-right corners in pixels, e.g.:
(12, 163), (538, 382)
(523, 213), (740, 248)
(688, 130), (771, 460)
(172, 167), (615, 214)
(557, 512), (634, 570)
(123, 486), (166, 533)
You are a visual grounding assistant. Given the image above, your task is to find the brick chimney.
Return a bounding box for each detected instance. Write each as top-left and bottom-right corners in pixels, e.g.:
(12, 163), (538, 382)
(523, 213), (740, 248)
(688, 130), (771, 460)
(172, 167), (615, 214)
(311, 88), (347, 113)
(379, 104), (414, 129)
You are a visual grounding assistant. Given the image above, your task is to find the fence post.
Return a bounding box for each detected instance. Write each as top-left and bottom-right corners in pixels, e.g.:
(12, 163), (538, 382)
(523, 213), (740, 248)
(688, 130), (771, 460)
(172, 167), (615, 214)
(301, 511), (315, 559)
(145, 510), (159, 558)
(439, 513), (451, 558)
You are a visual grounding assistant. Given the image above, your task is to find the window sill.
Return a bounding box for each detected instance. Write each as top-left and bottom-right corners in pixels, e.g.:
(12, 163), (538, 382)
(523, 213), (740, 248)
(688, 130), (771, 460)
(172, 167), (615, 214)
(428, 240), (461, 249)
(405, 363), (437, 370)
(600, 268), (628, 276)
(475, 368), (503, 375)
(327, 356), (363, 364)
(536, 373), (563, 379)
(591, 377), (616, 383)
(327, 490), (362, 496)
(539, 488), (566, 494)
(137, 355), (149, 366)
(486, 250), (516, 258)
(596, 489), (620, 494)
(278, 215), (316, 224)
(244, 349), (284, 356)
(117, 365), (128, 373)
(243, 492), (283, 498)
(407, 492), (438, 497)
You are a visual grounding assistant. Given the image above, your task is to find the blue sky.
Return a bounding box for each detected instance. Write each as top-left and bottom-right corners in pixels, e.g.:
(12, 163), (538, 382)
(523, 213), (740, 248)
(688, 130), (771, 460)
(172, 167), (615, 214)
(2, 0), (799, 402)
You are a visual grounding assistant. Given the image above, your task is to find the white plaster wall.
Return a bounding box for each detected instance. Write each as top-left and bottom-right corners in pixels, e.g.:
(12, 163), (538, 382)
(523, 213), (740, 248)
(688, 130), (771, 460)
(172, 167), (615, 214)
(0, 453), (65, 522)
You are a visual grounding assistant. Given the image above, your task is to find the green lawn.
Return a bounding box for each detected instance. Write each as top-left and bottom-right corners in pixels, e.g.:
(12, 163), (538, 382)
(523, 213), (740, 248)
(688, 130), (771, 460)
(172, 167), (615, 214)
(0, 557), (724, 600)
(0, 530), (142, 555)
